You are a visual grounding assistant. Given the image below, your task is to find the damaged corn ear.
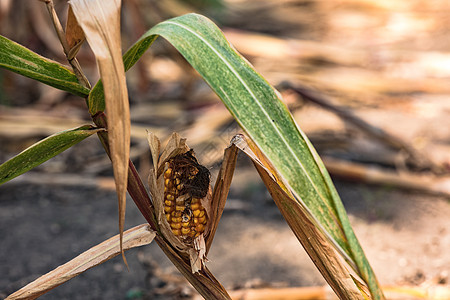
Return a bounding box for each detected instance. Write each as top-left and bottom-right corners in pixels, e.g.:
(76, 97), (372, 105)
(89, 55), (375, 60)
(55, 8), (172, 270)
(163, 150), (209, 241)
(148, 132), (212, 273)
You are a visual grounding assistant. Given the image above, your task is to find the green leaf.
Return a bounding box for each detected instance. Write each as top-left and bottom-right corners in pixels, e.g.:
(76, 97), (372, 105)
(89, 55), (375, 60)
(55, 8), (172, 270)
(0, 125), (103, 185)
(0, 35), (90, 97)
(90, 13), (384, 299)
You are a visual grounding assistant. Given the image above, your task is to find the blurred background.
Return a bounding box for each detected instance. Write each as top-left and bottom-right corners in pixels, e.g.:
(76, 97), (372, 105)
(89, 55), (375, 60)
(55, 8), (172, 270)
(1, 0), (449, 299)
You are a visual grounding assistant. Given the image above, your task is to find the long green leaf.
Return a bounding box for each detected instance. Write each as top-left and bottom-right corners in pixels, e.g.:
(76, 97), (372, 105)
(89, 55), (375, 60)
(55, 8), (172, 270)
(89, 13), (384, 299)
(0, 125), (103, 185)
(0, 35), (90, 97)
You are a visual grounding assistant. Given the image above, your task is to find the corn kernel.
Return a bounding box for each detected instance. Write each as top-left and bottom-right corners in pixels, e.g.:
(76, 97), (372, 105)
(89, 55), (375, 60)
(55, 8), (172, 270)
(181, 227), (191, 235)
(198, 215), (207, 224)
(181, 221), (190, 228)
(165, 178), (173, 189)
(198, 210), (205, 218)
(164, 206), (173, 213)
(172, 228), (181, 236)
(175, 205), (185, 211)
(164, 168), (172, 178)
(164, 200), (172, 206)
(195, 224), (205, 232)
(191, 203), (200, 211)
(166, 193), (174, 201)
(171, 222), (182, 229)
(171, 216), (182, 223)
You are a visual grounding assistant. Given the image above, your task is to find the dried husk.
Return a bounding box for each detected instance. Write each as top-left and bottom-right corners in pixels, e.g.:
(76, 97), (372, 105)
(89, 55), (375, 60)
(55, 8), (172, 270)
(147, 132), (212, 273)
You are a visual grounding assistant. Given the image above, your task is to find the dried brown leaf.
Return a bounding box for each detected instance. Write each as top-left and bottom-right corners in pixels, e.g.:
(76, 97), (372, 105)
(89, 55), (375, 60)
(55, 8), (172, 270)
(70, 0), (130, 265)
(65, 6), (85, 60)
(231, 134), (365, 300)
(6, 224), (155, 300)
(205, 142), (238, 253)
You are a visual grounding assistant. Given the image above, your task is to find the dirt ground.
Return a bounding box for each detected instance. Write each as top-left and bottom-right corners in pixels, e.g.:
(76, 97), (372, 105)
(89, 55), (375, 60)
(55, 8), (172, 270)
(1, 156), (449, 299)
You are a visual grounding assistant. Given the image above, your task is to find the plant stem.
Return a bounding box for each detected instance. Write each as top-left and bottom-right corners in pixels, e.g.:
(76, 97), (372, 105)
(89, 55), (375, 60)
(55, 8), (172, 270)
(92, 112), (158, 230)
(154, 234), (231, 299)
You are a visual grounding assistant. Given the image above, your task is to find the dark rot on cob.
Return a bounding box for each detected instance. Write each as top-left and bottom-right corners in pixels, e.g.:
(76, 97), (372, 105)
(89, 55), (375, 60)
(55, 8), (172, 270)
(163, 150), (209, 242)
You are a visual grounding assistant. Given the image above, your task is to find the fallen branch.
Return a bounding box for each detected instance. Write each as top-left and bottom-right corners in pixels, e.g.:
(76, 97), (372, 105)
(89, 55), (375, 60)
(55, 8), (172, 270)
(279, 81), (444, 173)
(323, 157), (450, 198)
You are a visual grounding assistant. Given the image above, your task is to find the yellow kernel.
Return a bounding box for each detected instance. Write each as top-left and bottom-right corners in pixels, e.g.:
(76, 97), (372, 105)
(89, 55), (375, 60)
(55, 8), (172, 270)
(164, 206), (173, 213)
(194, 232), (200, 238)
(198, 210), (205, 218)
(171, 222), (181, 229)
(191, 203), (200, 211)
(175, 205), (185, 211)
(198, 215), (207, 224)
(172, 228), (181, 236)
(175, 178), (181, 185)
(193, 210), (201, 217)
(172, 211), (182, 217)
(191, 198), (200, 204)
(164, 168), (172, 178)
(182, 221), (190, 228)
(165, 178), (173, 188)
(165, 214), (171, 222)
(181, 227), (191, 235)
(166, 193), (174, 201)
(164, 200), (172, 206)
(193, 217), (199, 224)
(177, 184), (183, 190)
(188, 230), (196, 237)
(195, 224), (205, 232)
(171, 216), (182, 223)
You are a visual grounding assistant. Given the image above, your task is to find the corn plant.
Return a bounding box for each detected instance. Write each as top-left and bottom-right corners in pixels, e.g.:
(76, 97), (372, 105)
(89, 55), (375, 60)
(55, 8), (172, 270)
(0, 0), (385, 299)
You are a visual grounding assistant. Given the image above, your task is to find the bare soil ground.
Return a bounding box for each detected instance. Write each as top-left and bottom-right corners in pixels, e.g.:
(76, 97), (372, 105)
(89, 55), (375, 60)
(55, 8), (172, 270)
(1, 157), (449, 299)
(1, 0), (450, 299)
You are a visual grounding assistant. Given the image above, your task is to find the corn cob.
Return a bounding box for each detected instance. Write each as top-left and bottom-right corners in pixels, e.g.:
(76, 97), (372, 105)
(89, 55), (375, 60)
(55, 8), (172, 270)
(163, 150), (209, 241)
